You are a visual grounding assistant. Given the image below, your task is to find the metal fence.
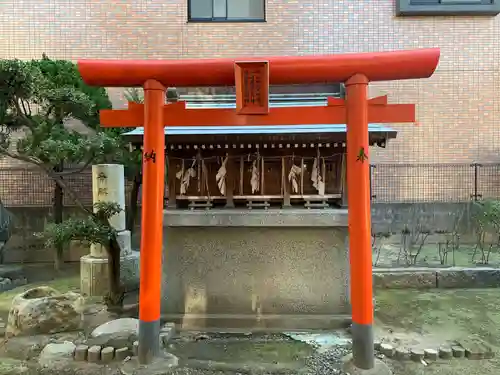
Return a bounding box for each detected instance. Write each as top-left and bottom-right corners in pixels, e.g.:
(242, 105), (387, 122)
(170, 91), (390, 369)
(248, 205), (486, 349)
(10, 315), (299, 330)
(1, 163), (500, 207)
(370, 163), (500, 203)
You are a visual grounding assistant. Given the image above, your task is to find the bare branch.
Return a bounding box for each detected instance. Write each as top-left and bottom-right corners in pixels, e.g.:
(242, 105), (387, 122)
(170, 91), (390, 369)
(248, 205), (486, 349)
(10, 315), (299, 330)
(0, 147), (43, 166)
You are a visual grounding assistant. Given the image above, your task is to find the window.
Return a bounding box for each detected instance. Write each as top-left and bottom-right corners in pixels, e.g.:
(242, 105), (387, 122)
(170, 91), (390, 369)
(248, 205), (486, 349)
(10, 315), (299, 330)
(397, 0), (500, 15)
(188, 0), (265, 22)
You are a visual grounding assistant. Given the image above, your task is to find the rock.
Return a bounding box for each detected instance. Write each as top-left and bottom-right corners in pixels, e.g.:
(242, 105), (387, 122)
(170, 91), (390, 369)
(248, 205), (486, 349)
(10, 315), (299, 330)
(133, 340), (139, 356)
(88, 345), (102, 363)
(452, 346), (465, 358)
(101, 347), (115, 363)
(424, 348), (438, 361)
(91, 318), (138, 337)
(74, 345), (89, 361)
(38, 342), (76, 367)
(439, 346), (453, 359)
(6, 287), (84, 338)
(410, 348), (425, 362)
(374, 340), (382, 351)
(115, 347), (130, 361)
(380, 343), (394, 357)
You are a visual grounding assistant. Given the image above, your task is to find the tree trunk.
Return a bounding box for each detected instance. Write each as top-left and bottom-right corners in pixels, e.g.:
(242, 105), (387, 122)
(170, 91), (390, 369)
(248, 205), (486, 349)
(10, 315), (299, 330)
(104, 232), (124, 312)
(53, 162), (64, 271)
(126, 172), (141, 235)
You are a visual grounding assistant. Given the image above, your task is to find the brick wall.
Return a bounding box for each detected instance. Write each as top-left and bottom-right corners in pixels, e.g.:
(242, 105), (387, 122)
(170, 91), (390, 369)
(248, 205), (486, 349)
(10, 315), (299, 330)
(0, 0), (499, 201)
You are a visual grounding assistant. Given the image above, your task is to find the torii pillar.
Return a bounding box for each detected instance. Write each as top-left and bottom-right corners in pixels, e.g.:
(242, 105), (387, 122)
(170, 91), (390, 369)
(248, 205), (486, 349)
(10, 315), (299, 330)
(78, 48), (440, 369)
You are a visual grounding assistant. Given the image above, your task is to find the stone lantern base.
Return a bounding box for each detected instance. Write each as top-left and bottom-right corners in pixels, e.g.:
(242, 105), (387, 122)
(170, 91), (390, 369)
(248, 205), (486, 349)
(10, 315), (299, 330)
(80, 251), (140, 297)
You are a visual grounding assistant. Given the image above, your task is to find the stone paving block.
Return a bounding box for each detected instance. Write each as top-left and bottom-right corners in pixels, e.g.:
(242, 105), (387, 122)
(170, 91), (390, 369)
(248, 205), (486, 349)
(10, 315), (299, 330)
(101, 347), (115, 363)
(424, 349), (438, 361)
(74, 345), (89, 361)
(132, 341), (139, 356)
(465, 347), (484, 360)
(460, 339), (486, 360)
(410, 348), (425, 362)
(395, 347), (410, 361)
(452, 346), (465, 358)
(483, 344), (495, 359)
(88, 345), (102, 363)
(115, 347), (130, 361)
(439, 347), (453, 359)
(380, 343), (395, 358)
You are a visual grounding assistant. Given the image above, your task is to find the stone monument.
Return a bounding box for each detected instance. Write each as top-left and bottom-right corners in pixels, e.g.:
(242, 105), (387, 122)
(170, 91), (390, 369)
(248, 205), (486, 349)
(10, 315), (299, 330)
(80, 164), (140, 296)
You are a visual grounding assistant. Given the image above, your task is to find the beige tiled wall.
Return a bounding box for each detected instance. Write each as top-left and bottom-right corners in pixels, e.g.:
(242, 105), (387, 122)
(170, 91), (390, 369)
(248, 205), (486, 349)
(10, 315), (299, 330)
(1, 0), (499, 166)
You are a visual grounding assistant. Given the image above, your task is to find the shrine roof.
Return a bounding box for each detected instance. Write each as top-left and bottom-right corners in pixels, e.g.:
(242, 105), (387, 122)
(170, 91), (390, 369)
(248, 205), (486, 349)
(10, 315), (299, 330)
(123, 123), (396, 136)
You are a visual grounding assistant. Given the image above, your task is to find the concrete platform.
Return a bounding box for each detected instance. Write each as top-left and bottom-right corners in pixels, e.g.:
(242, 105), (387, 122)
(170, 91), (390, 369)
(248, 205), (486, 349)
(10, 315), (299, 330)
(342, 354), (392, 375)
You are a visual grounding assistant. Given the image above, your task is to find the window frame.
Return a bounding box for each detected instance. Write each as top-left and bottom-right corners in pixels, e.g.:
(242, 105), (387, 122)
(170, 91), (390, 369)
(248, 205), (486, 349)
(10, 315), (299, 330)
(188, 0), (266, 23)
(397, 0), (500, 16)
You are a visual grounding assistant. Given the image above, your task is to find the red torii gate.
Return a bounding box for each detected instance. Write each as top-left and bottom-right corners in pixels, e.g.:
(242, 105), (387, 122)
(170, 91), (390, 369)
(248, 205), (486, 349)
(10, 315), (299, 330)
(78, 48), (440, 369)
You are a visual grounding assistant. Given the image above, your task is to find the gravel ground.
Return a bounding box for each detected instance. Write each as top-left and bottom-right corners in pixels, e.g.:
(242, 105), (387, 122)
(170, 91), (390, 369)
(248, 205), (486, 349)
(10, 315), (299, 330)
(303, 347), (350, 375)
(163, 347), (350, 375)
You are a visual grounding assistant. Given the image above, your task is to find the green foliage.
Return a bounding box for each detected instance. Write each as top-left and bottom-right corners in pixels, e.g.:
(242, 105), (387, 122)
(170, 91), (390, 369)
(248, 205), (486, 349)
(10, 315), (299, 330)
(34, 54), (112, 128)
(472, 200), (500, 232)
(0, 56), (127, 168)
(39, 202), (122, 249)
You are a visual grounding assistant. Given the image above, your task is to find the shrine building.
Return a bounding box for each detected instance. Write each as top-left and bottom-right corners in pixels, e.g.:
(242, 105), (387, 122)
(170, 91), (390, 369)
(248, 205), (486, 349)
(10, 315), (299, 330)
(122, 89), (396, 330)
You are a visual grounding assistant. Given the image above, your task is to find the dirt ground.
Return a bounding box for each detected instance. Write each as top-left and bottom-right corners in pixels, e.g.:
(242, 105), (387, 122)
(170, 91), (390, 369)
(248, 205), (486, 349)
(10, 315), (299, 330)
(376, 288), (500, 374)
(1, 263), (500, 374)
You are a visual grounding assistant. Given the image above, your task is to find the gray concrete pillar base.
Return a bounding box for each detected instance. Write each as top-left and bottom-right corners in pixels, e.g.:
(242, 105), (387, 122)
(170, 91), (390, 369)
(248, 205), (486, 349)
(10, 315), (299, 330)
(342, 354), (392, 375)
(138, 320), (161, 364)
(351, 322), (375, 369)
(121, 351), (178, 375)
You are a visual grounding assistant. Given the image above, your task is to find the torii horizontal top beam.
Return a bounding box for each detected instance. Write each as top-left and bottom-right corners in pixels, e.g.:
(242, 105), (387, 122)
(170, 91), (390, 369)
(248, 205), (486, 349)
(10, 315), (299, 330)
(77, 48), (440, 88)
